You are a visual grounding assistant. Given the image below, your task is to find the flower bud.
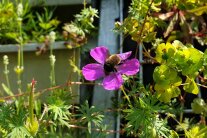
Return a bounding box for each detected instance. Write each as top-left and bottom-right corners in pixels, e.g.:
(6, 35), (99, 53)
(14, 66), (24, 74)
(3, 55), (9, 65)
(17, 3), (23, 17)
(49, 31), (56, 43)
(49, 55), (56, 66)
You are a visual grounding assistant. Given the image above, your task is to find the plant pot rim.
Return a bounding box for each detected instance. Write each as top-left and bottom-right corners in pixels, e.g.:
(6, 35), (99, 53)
(0, 41), (77, 53)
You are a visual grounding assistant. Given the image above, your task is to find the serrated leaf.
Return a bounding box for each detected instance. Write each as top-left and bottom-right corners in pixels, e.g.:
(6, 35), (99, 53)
(183, 78), (199, 94)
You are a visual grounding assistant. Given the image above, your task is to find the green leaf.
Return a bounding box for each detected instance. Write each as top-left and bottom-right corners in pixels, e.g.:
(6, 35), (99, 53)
(187, 6), (207, 16)
(153, 65), (182, 86)
(39, 22), (52, 30)
(203, 68), (207, 79)
(191, 98), (206, 114)
(203, 49), (207, 66)
(2, 83), (13, 96)
(88, 121), (91, 134)
(181, 48), (203, 77)
(187, 125), (207, 138)
(155, 43), (176, 63)
(25, 117), (39, 136)
(155, 86), (180, 103)
(153, 64), (182, 102)
(170, 130), (179, 138)
(183, 77), (199, 94)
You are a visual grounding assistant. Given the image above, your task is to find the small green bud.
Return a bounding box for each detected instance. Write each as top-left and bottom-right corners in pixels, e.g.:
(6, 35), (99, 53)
(3, 55), (9, 65)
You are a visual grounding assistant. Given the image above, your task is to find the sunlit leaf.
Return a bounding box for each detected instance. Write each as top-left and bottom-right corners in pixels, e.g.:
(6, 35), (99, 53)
(153, 65), (182, 85)
(181, 48), (203, 77)
(170, 130), (179, 138)
(155, 86), (180, 103)
(155, 43), (176, 63)
(183, 77), (199, 94)
(39, 22), (52, 30)
(187, 125), (207, 138)
(25, 117), (39, 136)
(187, 6), (207, 16)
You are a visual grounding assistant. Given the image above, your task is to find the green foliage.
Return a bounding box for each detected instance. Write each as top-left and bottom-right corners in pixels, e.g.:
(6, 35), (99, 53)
(77, 101), (104, 134)
(0, 103), (31, 138)
(115, 0), (207, 45)
(123, 88), (174, 137)
(0, 0), (21, 44)
(0, 0), (207, 137)
(63, 6), (98, 48)
(24, 8), (60, 42)
(187, 125), (207, 138)
(191, 98), (207, 115)
(153, 64), (181, 102)
(153, 40), (206, 102)
(183, 77), (199, 94)
(114, 0), (160, 42)
(74, 6), (98, 33)
(47, 89), (72, 128)
(25, 116), (39, 136)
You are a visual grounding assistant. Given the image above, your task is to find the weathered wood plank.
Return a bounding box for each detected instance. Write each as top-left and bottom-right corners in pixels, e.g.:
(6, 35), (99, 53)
(92, 0), (120, 138)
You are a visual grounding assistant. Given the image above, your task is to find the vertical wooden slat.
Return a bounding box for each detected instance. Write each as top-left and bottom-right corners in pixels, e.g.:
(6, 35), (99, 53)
(92, 0), (120, 137)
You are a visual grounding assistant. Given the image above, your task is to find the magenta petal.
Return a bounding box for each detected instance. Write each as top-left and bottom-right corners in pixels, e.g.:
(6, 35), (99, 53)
(118, 59), (140, 75)
(117, 51), (132, 60)
(82, 63), (105, 81)
(102, 73), (123, 90)
(90, 46), (109, 64)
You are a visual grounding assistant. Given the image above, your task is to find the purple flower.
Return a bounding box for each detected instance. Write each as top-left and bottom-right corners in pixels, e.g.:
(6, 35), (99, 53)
(82, 46), (140, 90)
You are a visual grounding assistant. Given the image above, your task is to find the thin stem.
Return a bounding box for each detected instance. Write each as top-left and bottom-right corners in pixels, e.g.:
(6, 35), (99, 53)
(169, 114), (190, 137)
(29, 79), (36, 125)
(51, 63), (56, 86)
(4, 64), (11, 90)
(39, 104), (48, 121)
(121, 86), (132, 107)
(196, 83), (207, 89)
(83, 0), (86, 9)
(179, 93), (186, 123)
(179, 102), (184, 123)
(50, 42), (53, 56)
(20, 22), (24, 68)
(135, 0), (155, 57)
(142, 45), (156, 60)
(49, 42), (55, 87)
(16, 16), (24, 93)
(18, 46), (21, 67)
(0, 81), (102, 101)
(68, 124), (124, 134)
